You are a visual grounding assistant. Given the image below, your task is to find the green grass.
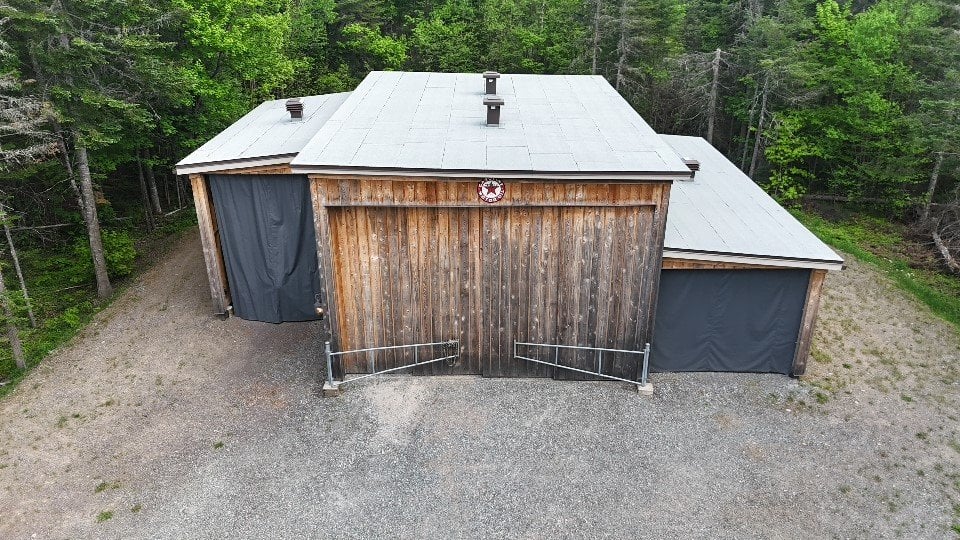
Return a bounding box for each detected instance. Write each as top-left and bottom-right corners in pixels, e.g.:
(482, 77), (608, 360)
(95, 510), (113, 523)
(94, 480), (120, 494)
(792, 210), (960, 330)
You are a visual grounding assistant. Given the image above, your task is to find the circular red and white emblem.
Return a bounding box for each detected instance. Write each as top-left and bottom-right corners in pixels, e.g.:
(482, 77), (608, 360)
(477, 178), (505, 203)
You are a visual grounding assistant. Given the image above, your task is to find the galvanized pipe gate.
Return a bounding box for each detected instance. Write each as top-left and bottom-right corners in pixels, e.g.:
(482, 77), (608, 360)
(512, 342), (651, 388)
(321, 339), (652, 396)
(322, 340), (459, 395)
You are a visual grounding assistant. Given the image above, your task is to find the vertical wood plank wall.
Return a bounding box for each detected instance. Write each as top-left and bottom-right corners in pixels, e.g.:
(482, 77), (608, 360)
(313, 176), (671, 378)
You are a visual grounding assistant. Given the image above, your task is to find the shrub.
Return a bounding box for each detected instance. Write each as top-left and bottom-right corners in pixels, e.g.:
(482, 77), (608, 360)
(74, 229), (137, 281)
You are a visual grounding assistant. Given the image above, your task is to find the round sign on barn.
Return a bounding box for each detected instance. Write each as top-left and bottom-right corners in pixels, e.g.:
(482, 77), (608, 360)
(477, 178), (505, 203)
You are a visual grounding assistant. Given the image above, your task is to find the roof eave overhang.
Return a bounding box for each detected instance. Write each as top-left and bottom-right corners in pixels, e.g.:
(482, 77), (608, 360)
(662, 248), (844, 271)
(175, 153), (298, 176)
(289, 164), (693, 182)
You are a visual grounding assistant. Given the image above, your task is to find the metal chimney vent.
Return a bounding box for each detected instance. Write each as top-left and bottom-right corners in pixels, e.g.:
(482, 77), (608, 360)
(683, 158), (700, 171)
(483, 71), (500, 95)
(483, 95), (504, 126)
(286, 98), (304, 120)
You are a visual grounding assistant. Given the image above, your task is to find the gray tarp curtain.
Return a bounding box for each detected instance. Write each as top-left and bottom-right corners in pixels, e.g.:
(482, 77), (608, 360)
(652, 269), (810, 374)
(208, 174), (320, 323)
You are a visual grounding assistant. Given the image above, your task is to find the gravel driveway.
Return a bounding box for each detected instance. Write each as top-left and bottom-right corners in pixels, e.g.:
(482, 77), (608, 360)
(0, 229), (957, 539)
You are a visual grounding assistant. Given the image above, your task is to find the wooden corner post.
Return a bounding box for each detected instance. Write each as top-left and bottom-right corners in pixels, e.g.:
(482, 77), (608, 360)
(309, 176), (342, 376)
(190, 174), (230, 316)
(791, 269), (827, 376)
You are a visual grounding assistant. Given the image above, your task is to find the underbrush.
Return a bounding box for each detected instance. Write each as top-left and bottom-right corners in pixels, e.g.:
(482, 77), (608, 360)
(0, 210), (197, 398)
(793, 210), (960, 330)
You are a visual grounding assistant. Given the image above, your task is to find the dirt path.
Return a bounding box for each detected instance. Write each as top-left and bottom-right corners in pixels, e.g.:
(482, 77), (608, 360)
(0, 230), (322, 536)
(0, 229), (957, 538)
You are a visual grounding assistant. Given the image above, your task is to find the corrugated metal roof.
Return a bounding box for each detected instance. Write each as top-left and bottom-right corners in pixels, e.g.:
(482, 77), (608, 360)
(176, 92), (350, 173)
(661, 135), (843, 266)
(289, 71), (692, 178)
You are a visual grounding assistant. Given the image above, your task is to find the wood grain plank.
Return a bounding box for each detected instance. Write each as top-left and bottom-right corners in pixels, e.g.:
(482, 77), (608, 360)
(309, 179), (342, 377)
(791, 269), (826, 376)
(190, 175), (229, 315)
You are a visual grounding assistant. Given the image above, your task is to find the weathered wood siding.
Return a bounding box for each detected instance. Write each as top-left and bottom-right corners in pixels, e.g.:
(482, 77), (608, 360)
(315, 176), (671, 378)
(190, 174), (230, 315)
(330, 206), (483, 375)
(791, 269), (827, 376)
(483, 206), (655, 379)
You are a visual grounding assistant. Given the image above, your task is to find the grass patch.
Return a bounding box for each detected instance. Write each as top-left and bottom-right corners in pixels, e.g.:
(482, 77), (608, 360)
(95, 510), (113, 523)
(213, 441), (224, 450)
(793, 210), (960, 330)
(131, 503), (142, 513)
(94, 480), (120, 494)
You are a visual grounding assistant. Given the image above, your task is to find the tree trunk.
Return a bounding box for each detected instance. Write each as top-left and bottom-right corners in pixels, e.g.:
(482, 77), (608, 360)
(591, 0), (603, 75)
(614, 0), (629, 91)
(176, 174), (183, 209)
(142, 149), (163, 214)
(75, 144), (113, 299)
(137, 152), (156, 231)
(922, 151), (944, 224)
(740, 85), (760, 170)
(748, 72), (770, 180)
(706, 48), (722, 145)
(163, 170), (171, 209)
(56, 134), (86, 211)
(933, 227), (960, 274)
(0, 261), (25, 370)
(1, 207), (36, 327)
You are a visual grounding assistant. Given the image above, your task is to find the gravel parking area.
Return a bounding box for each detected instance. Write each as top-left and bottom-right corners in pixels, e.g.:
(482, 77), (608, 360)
(0, 229), (958, 539)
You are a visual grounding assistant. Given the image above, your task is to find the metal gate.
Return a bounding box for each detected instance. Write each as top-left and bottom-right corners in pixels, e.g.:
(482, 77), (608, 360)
(322, 340), (459, 392)
(513, 341), (651, 388)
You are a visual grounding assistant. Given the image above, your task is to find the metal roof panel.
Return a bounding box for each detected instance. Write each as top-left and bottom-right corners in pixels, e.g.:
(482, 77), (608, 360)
(290, 71), (691, 175)
(660, 135), (843, 264)
(176, 92), (350, 170)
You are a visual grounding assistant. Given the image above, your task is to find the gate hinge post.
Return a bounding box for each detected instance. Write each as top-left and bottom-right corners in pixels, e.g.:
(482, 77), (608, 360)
(637, 342), (653, 396)
(322, 341), (341, 397)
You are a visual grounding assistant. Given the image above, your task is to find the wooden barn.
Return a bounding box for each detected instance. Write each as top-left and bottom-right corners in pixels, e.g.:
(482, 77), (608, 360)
(175, 71), (842, 390)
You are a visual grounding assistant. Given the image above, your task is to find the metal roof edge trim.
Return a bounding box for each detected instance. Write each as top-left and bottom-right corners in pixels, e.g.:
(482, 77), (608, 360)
(662, 248), (844, 271)
(290, 165), (692, 181)
(175, 154), (298, 175)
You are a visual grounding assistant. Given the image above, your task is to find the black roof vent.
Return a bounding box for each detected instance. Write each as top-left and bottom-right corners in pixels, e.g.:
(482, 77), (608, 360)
(286, 98), (304, 120)
(683, 158), (700, 172)
(483, 95), (504, 126)
(483, 71), (500, 95)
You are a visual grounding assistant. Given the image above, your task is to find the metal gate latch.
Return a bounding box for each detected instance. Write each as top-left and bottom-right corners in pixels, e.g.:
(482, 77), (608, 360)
(445, 340), (459, 366)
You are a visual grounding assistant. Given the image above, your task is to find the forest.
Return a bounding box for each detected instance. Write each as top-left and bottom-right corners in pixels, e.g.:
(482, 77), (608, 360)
(0, 0), (958, 382)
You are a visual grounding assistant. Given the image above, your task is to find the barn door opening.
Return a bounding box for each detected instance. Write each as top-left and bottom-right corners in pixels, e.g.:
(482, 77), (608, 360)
(208, 174), (321, 323)
(329, 206), (482, 376)
(479, 206), (656, 380)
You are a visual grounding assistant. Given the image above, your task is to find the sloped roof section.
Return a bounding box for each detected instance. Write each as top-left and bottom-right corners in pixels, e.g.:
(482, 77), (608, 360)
(176, 92), (350, 175)
(661, 135), (843, 269)
(289, 71), (692, 179)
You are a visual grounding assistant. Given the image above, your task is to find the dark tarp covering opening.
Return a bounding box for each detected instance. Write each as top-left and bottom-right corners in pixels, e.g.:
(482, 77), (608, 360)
(651, 269), (810, 374)
(208, 174), (320, 323)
